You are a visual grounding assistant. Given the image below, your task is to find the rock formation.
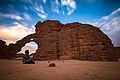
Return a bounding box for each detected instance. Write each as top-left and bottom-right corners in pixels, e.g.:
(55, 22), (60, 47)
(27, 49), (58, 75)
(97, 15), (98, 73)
(0, 40), (12, 59)
(114, 47), (120, 59)
(49, 63), (56, 67)
(0, 20), (118, 61)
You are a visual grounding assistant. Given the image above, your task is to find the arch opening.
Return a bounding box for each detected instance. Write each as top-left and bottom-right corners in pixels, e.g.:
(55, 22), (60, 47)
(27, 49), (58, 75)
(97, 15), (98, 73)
(18, 41), (38, 56)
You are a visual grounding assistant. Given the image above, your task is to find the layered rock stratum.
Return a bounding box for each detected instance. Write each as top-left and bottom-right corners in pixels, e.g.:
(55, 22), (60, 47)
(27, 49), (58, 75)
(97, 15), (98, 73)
(0, 20), (118, 61)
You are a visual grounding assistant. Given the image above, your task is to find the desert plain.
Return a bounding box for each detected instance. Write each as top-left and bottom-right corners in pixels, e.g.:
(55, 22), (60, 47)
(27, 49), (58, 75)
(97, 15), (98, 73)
(0, 59), (120, 80)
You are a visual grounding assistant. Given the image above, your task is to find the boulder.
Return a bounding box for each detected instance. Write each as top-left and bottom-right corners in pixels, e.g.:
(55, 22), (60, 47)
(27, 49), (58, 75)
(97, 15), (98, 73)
(49, 63), (56, 67)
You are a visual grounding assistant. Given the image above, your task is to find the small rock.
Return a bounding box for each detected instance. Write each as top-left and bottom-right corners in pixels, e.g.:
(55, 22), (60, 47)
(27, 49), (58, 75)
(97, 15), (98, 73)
(49, 63), (56, 67)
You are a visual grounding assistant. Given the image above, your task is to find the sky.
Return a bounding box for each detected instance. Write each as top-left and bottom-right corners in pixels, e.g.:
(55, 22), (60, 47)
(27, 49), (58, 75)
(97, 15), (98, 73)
(0, 0), (120, 53)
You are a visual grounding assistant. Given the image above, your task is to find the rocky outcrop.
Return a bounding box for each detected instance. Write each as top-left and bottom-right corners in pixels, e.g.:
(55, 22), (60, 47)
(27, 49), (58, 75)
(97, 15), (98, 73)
(0, 20), (118, 61)
(114, 47), (120, 59)
(0, 40), (12, 59)
(33, 20), (117, 61)
(58, 23), (117, 61)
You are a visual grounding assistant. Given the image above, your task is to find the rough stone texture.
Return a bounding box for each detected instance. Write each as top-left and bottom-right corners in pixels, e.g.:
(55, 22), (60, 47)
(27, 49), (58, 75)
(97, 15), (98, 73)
(49, 63), (56, 67)
(0, 20), (118, 61)
(114, 47), (120, 59)
(0, 40), (12, 59)
(58, 22), (117, 61)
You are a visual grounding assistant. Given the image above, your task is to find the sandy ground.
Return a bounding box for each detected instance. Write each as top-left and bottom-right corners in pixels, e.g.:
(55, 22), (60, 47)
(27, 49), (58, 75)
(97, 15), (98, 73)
(0, 59), (120, 80)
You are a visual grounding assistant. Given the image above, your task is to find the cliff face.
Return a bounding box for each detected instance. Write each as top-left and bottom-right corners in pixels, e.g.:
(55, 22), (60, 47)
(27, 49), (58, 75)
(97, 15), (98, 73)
(114, 47), (120, 59)
(33, 20), (117, 61)
(0, 20), (118, 61)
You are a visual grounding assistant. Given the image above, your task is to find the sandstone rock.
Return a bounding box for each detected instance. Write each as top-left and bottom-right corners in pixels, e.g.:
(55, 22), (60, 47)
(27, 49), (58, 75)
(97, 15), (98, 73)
(0, 40), (12, 59)
(114, 47), (120, 59)
(5, 20), (118, 61)
(49, 63), (56, 67)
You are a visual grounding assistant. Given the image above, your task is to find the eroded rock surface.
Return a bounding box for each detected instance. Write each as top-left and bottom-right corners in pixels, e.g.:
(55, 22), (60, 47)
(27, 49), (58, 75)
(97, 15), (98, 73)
(34, 20), (117, 61)
(0, 40), (12, 59)
(0, 20), (118, 61)
(114, 47), (120, 59)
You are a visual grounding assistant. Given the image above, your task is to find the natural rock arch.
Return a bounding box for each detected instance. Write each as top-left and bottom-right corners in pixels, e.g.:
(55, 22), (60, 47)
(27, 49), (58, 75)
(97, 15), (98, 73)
(9, 34), (39, 56)
(7, 20), (118, 61)
(18, 39), (38, 54)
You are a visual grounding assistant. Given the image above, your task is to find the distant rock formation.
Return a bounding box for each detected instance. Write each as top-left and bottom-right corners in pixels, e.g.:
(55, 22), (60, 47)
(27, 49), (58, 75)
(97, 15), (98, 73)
(114, 47), (120, 59)
(0, 20), (118, 61)
(0, 40), (12, 59)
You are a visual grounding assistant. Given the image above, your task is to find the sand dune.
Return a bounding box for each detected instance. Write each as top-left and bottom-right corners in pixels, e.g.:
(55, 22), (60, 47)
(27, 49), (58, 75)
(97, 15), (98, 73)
(0, 59), (120, 80)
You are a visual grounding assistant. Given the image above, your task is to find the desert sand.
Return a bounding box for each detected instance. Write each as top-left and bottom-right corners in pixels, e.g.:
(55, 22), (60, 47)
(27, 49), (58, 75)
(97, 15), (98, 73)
(0, 59), (120, 80)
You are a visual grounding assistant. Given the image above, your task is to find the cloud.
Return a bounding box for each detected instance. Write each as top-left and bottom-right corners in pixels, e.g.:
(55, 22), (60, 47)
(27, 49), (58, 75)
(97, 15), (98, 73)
(61, 0), (76, 15)
(90, 8), (120, 46)
(30, 1), (47, 19)
(19, 42), (38, 54)
(23, 13), (32, 20)
(50, 0), (77, 15)
(91, 8), (120, 31)
(34, 5), (45, 14)
(38, 13), (47, 19)
(111, 8), (120, 15)
(33, 5), (47, 18)
(50, 0), (60, 14)
(67, 9), (74, 15)
(55, 0), (59, 5)
(0, 13), (23, 20)
(43, 0), (47, 3)
(29, 0), (77, 18)
(61, 0), (76, 9)
(0, 22), (35, 44)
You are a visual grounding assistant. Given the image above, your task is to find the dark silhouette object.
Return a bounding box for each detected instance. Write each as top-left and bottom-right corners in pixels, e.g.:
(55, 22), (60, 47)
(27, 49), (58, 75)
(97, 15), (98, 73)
(49, 63), (56, 67)
(23, 50), (35, 64)
(48, 60), (50, 63)
(0, 40), (12, 59)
